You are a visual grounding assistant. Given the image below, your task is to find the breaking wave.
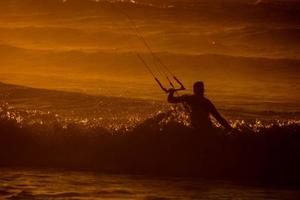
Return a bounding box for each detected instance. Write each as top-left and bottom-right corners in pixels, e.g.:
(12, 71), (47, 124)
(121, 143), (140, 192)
(1, 102), (300, 184)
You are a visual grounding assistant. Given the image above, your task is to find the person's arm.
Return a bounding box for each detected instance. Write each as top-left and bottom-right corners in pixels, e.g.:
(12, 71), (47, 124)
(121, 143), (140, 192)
(208, 100), (232, 130)
(167, 89), (187, 104)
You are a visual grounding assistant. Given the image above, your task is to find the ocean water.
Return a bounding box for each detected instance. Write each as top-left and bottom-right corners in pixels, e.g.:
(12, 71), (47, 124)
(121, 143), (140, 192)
(0, 87), (300, 183)
(1, 169), (300, 200)
(0, 0), (299, 104)
(0, 0), (300, 193)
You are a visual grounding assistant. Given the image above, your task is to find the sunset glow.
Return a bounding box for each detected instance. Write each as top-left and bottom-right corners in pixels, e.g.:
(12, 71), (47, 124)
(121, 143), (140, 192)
(1, 0), (300, 199)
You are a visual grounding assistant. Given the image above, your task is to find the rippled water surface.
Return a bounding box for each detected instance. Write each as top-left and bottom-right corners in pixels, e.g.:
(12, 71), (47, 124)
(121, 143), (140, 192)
(0, 169), (300, 200)
(0, 1), (300, 198)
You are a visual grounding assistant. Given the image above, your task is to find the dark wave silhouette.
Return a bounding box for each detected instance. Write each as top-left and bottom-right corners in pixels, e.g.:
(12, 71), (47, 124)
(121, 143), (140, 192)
(0, 100), (300, 185)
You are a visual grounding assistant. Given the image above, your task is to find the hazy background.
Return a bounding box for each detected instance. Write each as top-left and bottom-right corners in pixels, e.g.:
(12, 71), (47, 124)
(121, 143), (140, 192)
(0, 0), (299, 117)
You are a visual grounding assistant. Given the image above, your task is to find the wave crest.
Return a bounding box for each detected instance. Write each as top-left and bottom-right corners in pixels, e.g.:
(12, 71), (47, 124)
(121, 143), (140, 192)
(1, 103), (300, 184)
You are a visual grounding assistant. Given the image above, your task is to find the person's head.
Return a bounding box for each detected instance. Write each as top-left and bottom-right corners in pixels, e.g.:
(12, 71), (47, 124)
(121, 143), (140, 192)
(193, 81), (204, 96)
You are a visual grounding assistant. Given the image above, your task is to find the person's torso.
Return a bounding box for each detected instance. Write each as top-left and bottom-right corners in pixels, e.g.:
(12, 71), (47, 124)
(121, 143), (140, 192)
(184, 95), (212, 128)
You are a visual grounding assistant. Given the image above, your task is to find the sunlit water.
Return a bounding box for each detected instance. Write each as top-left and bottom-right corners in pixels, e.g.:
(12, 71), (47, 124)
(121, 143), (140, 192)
(1, 1), (300, 197)
(0, 169), (300, 200)
(1, 0), (300, 103)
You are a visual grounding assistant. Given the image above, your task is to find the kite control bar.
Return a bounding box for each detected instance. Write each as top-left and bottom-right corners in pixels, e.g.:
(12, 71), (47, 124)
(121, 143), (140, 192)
(136, 53), (185, 94)
(155, 77), (185, 94)
(173, 76), (185, 90)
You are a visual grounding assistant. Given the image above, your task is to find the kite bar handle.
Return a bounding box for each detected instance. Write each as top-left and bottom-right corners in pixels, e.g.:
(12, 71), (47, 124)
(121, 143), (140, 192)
(155, 78), (185, 93)
(173, 76), (185, 90)
(155, 78), (168, 93)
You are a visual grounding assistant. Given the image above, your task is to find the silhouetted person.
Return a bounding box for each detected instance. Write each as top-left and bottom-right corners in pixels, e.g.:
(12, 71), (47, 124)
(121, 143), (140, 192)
(168, 81), (232, 131)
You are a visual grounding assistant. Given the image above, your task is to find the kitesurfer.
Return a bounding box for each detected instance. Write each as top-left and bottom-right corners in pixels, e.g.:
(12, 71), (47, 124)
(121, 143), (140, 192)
(168, 81), (232, 131)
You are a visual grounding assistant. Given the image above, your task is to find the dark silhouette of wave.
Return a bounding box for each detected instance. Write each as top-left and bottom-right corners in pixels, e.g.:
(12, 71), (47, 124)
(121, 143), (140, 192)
(0, 100), (300, 185)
